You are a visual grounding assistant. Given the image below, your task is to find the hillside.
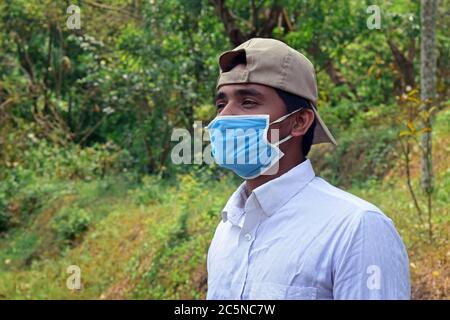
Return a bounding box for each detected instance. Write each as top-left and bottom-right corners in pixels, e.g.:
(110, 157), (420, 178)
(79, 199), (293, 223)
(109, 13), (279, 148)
(0, 109), (448, 299)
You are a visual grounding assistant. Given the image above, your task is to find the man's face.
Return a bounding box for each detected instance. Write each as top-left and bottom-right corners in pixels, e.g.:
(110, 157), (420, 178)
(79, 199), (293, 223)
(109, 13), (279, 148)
(214, 83), (292, 142)
(215, 83), (286, 120)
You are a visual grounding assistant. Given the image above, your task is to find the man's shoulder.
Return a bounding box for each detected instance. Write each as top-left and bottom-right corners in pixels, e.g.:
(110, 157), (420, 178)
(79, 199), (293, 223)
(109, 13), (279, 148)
(301, 177), (405, 257)
(299, 176), (389, 222)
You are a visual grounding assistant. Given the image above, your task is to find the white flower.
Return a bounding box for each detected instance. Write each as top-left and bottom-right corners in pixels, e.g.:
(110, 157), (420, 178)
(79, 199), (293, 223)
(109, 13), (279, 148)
(103, 107), (115, 115)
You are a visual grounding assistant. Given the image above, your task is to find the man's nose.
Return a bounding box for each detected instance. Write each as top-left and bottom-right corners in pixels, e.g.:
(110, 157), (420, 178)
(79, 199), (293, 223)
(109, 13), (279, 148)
(219, 102), (239, 116)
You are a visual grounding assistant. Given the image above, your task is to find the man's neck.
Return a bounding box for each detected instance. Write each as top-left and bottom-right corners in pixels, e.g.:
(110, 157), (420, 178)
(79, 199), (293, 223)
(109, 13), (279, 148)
(245, 154), (305, 195)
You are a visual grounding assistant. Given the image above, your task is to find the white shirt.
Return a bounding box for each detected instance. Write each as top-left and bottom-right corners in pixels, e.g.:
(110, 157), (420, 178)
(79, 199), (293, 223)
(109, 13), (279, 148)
(206, 159), (410, 300)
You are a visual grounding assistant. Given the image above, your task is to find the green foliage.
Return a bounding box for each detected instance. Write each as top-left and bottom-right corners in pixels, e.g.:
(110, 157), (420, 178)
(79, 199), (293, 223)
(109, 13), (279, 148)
(0, 166), (43, 232)
(131, 173), (233, 299)
(51, 206), (91, 245)
(130, 176), (169, 206)
(0, 121), (131, 233)
(0, 201), (9, 232)
(311, 102), (399, 187)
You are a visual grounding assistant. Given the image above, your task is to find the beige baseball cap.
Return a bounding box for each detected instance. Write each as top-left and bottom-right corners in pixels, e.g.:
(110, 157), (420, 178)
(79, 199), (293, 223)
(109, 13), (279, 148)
(216, 38), (337, 145)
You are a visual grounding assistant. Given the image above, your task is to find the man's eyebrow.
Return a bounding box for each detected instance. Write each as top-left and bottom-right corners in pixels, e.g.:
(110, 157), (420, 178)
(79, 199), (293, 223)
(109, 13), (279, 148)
(215, 88), (264, 102)
(235, 88), (264, 98)
(215, 91), (226, 102)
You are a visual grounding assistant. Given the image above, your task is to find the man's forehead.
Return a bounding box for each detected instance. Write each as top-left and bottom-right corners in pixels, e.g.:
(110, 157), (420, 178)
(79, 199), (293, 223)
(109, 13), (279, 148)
(216, 83), (275, 98)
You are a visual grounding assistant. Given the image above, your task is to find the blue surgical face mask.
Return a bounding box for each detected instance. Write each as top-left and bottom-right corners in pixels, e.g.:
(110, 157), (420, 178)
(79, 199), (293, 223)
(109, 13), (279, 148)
(206, 108), (303, 179)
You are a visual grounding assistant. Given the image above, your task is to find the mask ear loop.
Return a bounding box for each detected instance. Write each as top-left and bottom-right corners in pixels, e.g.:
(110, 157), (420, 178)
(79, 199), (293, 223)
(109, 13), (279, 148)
(269, 107), (304, 146)
(272, 133), (293, 147)
(269, 107), (304, 125)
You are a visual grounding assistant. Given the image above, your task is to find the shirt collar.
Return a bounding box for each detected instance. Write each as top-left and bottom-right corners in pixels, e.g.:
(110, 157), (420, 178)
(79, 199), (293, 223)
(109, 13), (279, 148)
(253, 158), (316, 217)
(221, 182), (248, 226)
(221, 159), (316, 225)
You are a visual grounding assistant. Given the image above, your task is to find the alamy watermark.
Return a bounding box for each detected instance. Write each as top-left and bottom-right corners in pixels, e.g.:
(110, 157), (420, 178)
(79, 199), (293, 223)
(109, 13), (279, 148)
(366, 5), (381, 30)
(66, 265), (82, 291)
(366, 264), (381, 290)
(170, 122), (282, 172)
(66, 5), (81, 30)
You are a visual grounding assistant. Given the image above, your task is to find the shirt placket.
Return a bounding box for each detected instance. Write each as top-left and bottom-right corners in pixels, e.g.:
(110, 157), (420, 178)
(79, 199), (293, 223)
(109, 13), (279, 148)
(232, 195), (262, 299)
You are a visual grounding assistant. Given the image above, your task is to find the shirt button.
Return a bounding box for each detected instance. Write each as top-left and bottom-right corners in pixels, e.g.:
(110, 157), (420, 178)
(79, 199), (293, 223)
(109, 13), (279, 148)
(244, 233), (252, 241)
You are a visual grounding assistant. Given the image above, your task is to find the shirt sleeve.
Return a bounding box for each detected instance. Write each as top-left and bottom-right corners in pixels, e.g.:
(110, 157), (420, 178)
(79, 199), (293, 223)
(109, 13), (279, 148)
(333, 210), (411, 300)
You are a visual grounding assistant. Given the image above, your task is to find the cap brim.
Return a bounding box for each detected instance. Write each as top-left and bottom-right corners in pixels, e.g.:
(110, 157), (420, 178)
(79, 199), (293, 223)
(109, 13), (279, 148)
(310, 104), (337, 146)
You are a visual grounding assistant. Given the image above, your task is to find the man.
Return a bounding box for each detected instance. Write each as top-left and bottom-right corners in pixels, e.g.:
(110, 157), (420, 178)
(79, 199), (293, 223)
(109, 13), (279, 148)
(206, 38), (410, 300)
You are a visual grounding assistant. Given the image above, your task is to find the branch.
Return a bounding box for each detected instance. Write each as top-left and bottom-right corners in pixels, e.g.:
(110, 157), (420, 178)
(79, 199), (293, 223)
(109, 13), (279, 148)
(78, 115), (106, 145)
(387, 38), (416, 89)
(399, 137), (424, 223)
(15, 36), (35, 83)
(308, 42), (360, 101)
(258, 4), (282, 37)
(82, 0), (143, 21)
(209, 0), (246, 46)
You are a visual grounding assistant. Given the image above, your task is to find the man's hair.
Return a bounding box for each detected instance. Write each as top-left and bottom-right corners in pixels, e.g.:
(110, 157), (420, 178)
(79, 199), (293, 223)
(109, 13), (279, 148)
(274, 88), (316, 156)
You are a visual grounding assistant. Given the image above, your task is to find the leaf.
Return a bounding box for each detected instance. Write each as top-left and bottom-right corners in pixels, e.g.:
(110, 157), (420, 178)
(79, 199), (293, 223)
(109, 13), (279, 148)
(407, 88), (419, 96)
(399, 130), (411, 137)
(408, 97), (421, 104)
(367, 65), (375, 76)
(407, 121), (416, 133)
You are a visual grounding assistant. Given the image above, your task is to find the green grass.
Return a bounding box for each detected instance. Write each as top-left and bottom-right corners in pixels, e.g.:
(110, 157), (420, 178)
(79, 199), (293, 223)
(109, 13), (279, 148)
(0, 172), (236, 299)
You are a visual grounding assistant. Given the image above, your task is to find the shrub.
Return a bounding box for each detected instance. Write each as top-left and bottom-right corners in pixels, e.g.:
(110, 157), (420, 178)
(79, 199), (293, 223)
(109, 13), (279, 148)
(0, 198), (9, 232)
(51, 206), (92, 244)
(130, 175), (168, 205)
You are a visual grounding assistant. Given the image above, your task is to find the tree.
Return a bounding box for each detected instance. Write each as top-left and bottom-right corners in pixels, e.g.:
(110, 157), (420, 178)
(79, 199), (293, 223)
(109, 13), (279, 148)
(419, 0), (438, 241)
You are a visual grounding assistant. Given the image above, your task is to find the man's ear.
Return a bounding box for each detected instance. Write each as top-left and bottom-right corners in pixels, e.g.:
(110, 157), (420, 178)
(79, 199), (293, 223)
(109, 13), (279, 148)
(291, 109), (315, 137)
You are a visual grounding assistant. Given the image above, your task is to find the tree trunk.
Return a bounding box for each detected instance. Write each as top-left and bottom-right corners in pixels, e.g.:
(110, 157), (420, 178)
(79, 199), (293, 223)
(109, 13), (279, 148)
(420, 0), (437, 191)
(420, 0), (438, 242)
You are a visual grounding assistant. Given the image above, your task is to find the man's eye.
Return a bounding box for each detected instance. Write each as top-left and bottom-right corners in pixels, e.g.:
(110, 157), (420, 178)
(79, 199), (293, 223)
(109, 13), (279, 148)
(216, 103), (225, 109)
(242, 100), (257, 107)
